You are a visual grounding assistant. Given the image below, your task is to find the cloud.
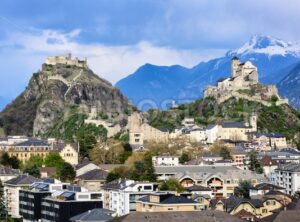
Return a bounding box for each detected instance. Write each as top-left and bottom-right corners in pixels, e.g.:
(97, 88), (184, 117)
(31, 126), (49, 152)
(0, 28), (226, 102)
(1, 28), (226, 82)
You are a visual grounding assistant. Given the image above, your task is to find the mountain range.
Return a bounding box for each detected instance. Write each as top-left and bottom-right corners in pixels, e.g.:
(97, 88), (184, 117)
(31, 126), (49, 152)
(116, 35), (300, 110)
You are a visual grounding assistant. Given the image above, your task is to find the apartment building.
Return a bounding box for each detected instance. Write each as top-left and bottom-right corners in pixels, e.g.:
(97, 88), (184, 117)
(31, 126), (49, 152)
(274, 163), (300, 195)
(102, 179), (158, 216)
(19, 179), (103, 222)
(152, 155), (179, 166)
(4, 175), (39, 218)
(136, 193), (202, 212)
(155, 165), (266, 198)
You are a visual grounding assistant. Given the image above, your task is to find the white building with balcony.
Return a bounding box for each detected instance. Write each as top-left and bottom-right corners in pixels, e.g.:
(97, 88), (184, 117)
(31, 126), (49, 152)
(102, 179), (158, 216)
(152, 155), (179, 166)
(274, 163), (300, 195)
(4, 174), (39, 218)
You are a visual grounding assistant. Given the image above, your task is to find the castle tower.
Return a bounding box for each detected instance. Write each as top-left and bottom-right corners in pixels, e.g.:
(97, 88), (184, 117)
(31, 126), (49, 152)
(249, 112), (257, 132)
(231, 57), (240, 78)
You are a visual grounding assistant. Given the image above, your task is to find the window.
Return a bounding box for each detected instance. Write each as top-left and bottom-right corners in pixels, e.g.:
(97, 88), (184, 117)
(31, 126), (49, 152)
(144, 186), (152, 190)
(262, 209), (267, 214)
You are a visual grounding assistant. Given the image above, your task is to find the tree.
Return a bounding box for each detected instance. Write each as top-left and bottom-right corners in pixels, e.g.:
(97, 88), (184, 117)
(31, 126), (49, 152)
(0, 152), (20, 169)
(160, 178), (185, 193)
(117, 143), (132, 164)
(219, 147), (233, 160)
(25, 155), (43, 168)
(248, 151), (263, 174)
(106, 171), (122, 183)
(10, 156), (21, 169)
(235, 180), (251, 198)
(77, 123), (107, 157)
(57, 162), (76, 182)
(140, 152), (157, 182)
(44, 152), (64, 168)
(24, 164), (41, 178)
(179, 153), (190, 164)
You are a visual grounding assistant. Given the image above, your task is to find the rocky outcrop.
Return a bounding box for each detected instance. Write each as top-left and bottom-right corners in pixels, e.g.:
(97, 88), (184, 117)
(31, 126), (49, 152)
(0, 63), (132, 136)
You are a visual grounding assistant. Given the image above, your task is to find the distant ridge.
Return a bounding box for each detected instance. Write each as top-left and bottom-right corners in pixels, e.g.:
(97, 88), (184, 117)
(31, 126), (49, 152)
(116, 35), (300, 110)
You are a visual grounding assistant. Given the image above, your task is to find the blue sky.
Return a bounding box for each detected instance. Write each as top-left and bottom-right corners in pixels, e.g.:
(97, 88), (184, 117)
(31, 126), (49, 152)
(1, 0), (300, 107)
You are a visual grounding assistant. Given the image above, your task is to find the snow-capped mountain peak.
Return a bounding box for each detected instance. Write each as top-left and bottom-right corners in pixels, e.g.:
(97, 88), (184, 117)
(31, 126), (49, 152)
(229, 35), (300, 56)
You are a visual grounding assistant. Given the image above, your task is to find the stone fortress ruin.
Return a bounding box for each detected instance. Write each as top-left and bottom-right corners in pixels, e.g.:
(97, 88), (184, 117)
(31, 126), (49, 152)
(45, 53), (88, 68)
(204, 57), (288, 106)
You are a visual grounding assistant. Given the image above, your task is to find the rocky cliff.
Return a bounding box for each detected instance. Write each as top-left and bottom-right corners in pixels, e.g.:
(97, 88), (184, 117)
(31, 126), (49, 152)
(0, 63), (132, 136)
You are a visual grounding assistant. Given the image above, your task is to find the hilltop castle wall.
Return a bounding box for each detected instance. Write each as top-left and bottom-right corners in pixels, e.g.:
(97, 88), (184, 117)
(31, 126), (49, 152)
(204, 57), (288, 106)
(45, 53), (88, 68)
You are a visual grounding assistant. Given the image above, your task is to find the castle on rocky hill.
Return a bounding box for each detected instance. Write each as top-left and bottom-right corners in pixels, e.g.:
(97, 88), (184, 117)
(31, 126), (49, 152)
(204, 57), (288, 106)
(45, 53), (88, 68)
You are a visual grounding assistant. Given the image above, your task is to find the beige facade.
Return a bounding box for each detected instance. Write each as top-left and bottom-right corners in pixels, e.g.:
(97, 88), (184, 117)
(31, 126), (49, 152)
(136, 194), (202, 212)
(128, 113), (169, 147)
(8, 145), (50, 164)
(58, 143), (79, 165)
(77, 180), (105, 192)
(230, 199), (282, 218)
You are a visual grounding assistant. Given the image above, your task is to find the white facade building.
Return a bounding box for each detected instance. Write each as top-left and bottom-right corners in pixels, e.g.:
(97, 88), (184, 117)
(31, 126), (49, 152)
(102, 179), (158, 216)
(4, 175), (39, 218)
(205, 125), (219, 144)
(274, 163), (300, 195)
(152, 155), (179, 166)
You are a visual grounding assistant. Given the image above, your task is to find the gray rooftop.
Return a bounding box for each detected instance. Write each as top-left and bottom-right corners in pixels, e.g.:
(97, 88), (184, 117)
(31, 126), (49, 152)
(70, 208), (114, 221)
(109, 211), (244, 222)
(155, 165), (237, 175)
(221, 122), (251, 129)
(276, 163), (300, 172)
(4, 174), (39, 186)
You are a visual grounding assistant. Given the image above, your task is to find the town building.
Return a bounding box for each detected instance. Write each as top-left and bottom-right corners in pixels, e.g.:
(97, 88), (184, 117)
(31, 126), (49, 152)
(152, 155), (179, 166)
(136, 193), (203, 212)
(76, 168), (108, 191)
(248, 132), (288, 150)
(184, 184), (213, 199)
(40, 167), (56, 178)
(249, 183), (285, 197)
(258, 149), (300, 164)
(127, 113), (169, 151)
(19, 179), (103, 222)
(76, 161), (101, 177)
(53, 142), (79, 165)
(19, 178), (68, 222)
(205, 125), (219, 144)
(155, 165), (266, 198)
(8, 138), (51, 163)
(41, 189), (102, 222)
(274, 163), (300, 195)
(200, 153), (223, 163)
(232, 150), (247, 168)
(260, 155), (278, 182)
(102, 179), (158, 216)
(7, 138), (80, 165)
(211, 195), (283, 219)
(0, 166), (21, 182)
(4, 174), (39, 218)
